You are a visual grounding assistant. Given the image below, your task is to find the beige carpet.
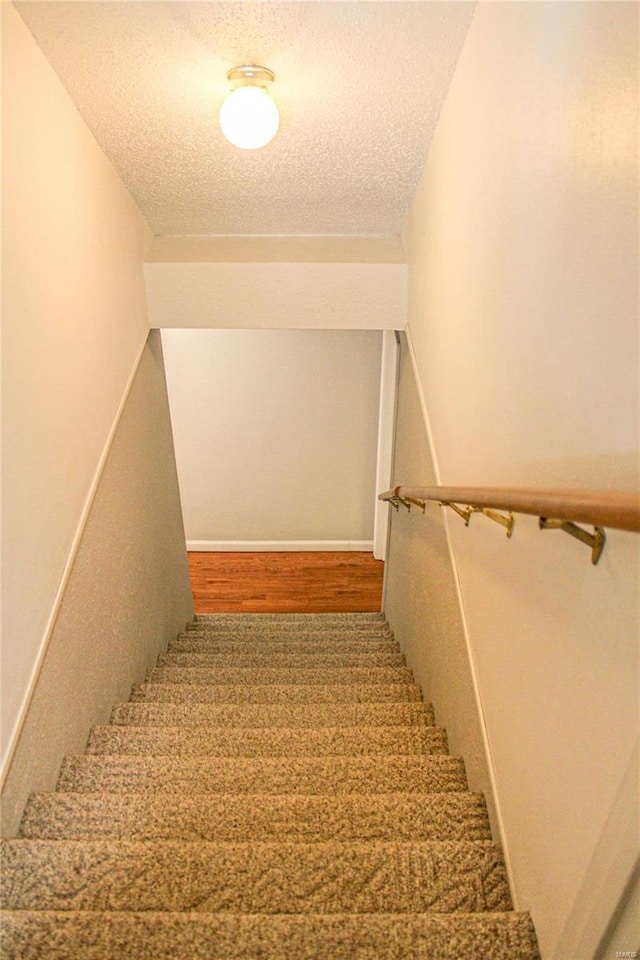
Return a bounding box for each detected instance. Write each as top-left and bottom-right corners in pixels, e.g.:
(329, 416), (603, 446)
(1, 613), (540, 958)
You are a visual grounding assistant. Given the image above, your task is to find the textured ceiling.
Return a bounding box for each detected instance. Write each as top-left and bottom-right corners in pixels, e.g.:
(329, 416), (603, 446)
(16, 1), (475, 238)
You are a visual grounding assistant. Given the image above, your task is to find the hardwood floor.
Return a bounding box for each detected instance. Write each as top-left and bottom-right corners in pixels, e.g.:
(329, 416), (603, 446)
(188, 552), (384, 614)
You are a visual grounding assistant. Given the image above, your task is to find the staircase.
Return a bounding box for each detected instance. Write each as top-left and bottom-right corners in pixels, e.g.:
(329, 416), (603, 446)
(1, 612), (540, 958)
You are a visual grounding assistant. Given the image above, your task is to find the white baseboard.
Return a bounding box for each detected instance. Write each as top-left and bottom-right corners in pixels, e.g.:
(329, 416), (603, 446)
(187, 540), (375, 553)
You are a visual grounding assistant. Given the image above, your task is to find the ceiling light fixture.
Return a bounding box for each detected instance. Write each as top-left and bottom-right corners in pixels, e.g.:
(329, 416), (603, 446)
(219, 65), (279, 150)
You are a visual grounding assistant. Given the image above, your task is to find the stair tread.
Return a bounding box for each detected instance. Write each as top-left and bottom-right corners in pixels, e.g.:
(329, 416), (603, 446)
(186, 613), (382, 633)
(192, 613), (385, 626)
(0, 910), (541, 960)
(185, 620), (390, 629)
(109, 701), (436, 727)
(86, 724), (448, 757)
(1, 839), (512, 913)
(159, 651), (406, 667)
(184, 626), (392, 636)
(20, 791), (491, 842)
(146, 665), (414, 685)
(184, 625), (392, 633)
(58, 754), (467, 794)
(176, 633), (395, 642)
(181, 631), (394, 643)
(131, 682), (422, 703)
(170, 637), (401, 653)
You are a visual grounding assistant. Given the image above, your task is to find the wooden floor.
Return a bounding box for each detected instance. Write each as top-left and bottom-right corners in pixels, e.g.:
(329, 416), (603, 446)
(188, 552), (384, 614)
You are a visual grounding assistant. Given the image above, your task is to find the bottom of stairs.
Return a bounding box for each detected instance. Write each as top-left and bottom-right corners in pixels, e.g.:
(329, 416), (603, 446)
(0, 613), (540, 959)
(3, 911), (539, 959)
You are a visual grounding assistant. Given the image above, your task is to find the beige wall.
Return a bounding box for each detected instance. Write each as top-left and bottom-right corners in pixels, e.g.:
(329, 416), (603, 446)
(145, 262), (406, 330)
(2, 5), (193, 828)
(161, 329), (382, 547)
(399, 3), (639, 958)
(384, 337), (498, 829)
(2, 334), (194, 835)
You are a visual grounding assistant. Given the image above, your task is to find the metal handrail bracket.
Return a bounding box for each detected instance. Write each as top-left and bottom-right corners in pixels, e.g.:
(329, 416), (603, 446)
(539, 517), (606, 565)
(474, 507), (515, 538)
(439, 501), (473, 526)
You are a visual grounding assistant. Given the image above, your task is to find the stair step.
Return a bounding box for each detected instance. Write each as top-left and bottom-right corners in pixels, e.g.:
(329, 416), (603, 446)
(186, 620), (391, 635)
(159, 650), (406, 668)
(193, 612), (385, 625)
(145, 666), (414, 685)
(85, 725), (448, 757)
(178, 623), (394, 645)
(110, 701), (436, 728)
(131, 682), (423, 703)
(1, 839), (512, 913)
(57, 755), (467, 795)
(182, 628), (393, 643)
(170, 636), (401, 654)
(0, 910), (541, 960)
(20, 792), (491, 842)
(191, 613), (390, 631)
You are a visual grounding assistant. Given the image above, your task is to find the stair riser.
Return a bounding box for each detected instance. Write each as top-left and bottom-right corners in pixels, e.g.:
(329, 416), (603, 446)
(130, 683), (423, 704)
(20, 793), (491, 843)
(57, 756), (468, 795)
(0, 911), (542, 960)
(1, 840), (512, 913)
(159, 652), (406, 668)
(109, 702), (436, 728)
(85, 726), (448, 758)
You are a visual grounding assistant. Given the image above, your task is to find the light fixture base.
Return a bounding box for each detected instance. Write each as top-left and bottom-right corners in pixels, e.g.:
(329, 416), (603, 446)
(227, 65), (275, 89)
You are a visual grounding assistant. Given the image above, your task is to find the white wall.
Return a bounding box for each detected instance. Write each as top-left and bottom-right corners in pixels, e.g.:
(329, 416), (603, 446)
(402, 2), (638, 958)
(1, 6), (191, 798)
(161, 329), (382, 548)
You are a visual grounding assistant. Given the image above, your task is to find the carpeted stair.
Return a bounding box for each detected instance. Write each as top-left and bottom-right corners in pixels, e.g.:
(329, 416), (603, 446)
(1, 612), (540, 958)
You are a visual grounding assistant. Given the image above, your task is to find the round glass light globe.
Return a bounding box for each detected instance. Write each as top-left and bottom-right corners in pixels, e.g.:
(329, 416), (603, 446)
(219, 86), (280, 150)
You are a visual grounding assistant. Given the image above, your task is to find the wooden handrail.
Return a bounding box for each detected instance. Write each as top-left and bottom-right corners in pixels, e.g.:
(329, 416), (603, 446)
(379, 486), (640, 533)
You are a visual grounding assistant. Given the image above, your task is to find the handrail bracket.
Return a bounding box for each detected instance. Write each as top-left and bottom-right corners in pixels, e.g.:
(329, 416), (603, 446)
(439, 501), (474, 526)
(539, 517), (606, 565)
(474, 506), (515, 538)
(388, 495), (425, 513)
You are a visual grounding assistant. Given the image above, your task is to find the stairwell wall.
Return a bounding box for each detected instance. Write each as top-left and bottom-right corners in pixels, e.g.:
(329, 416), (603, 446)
(1, 5), (193, 833)
(383, 334), (499, 832)
(161, 328), (382, 550)
(387, 3), (638, 958)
